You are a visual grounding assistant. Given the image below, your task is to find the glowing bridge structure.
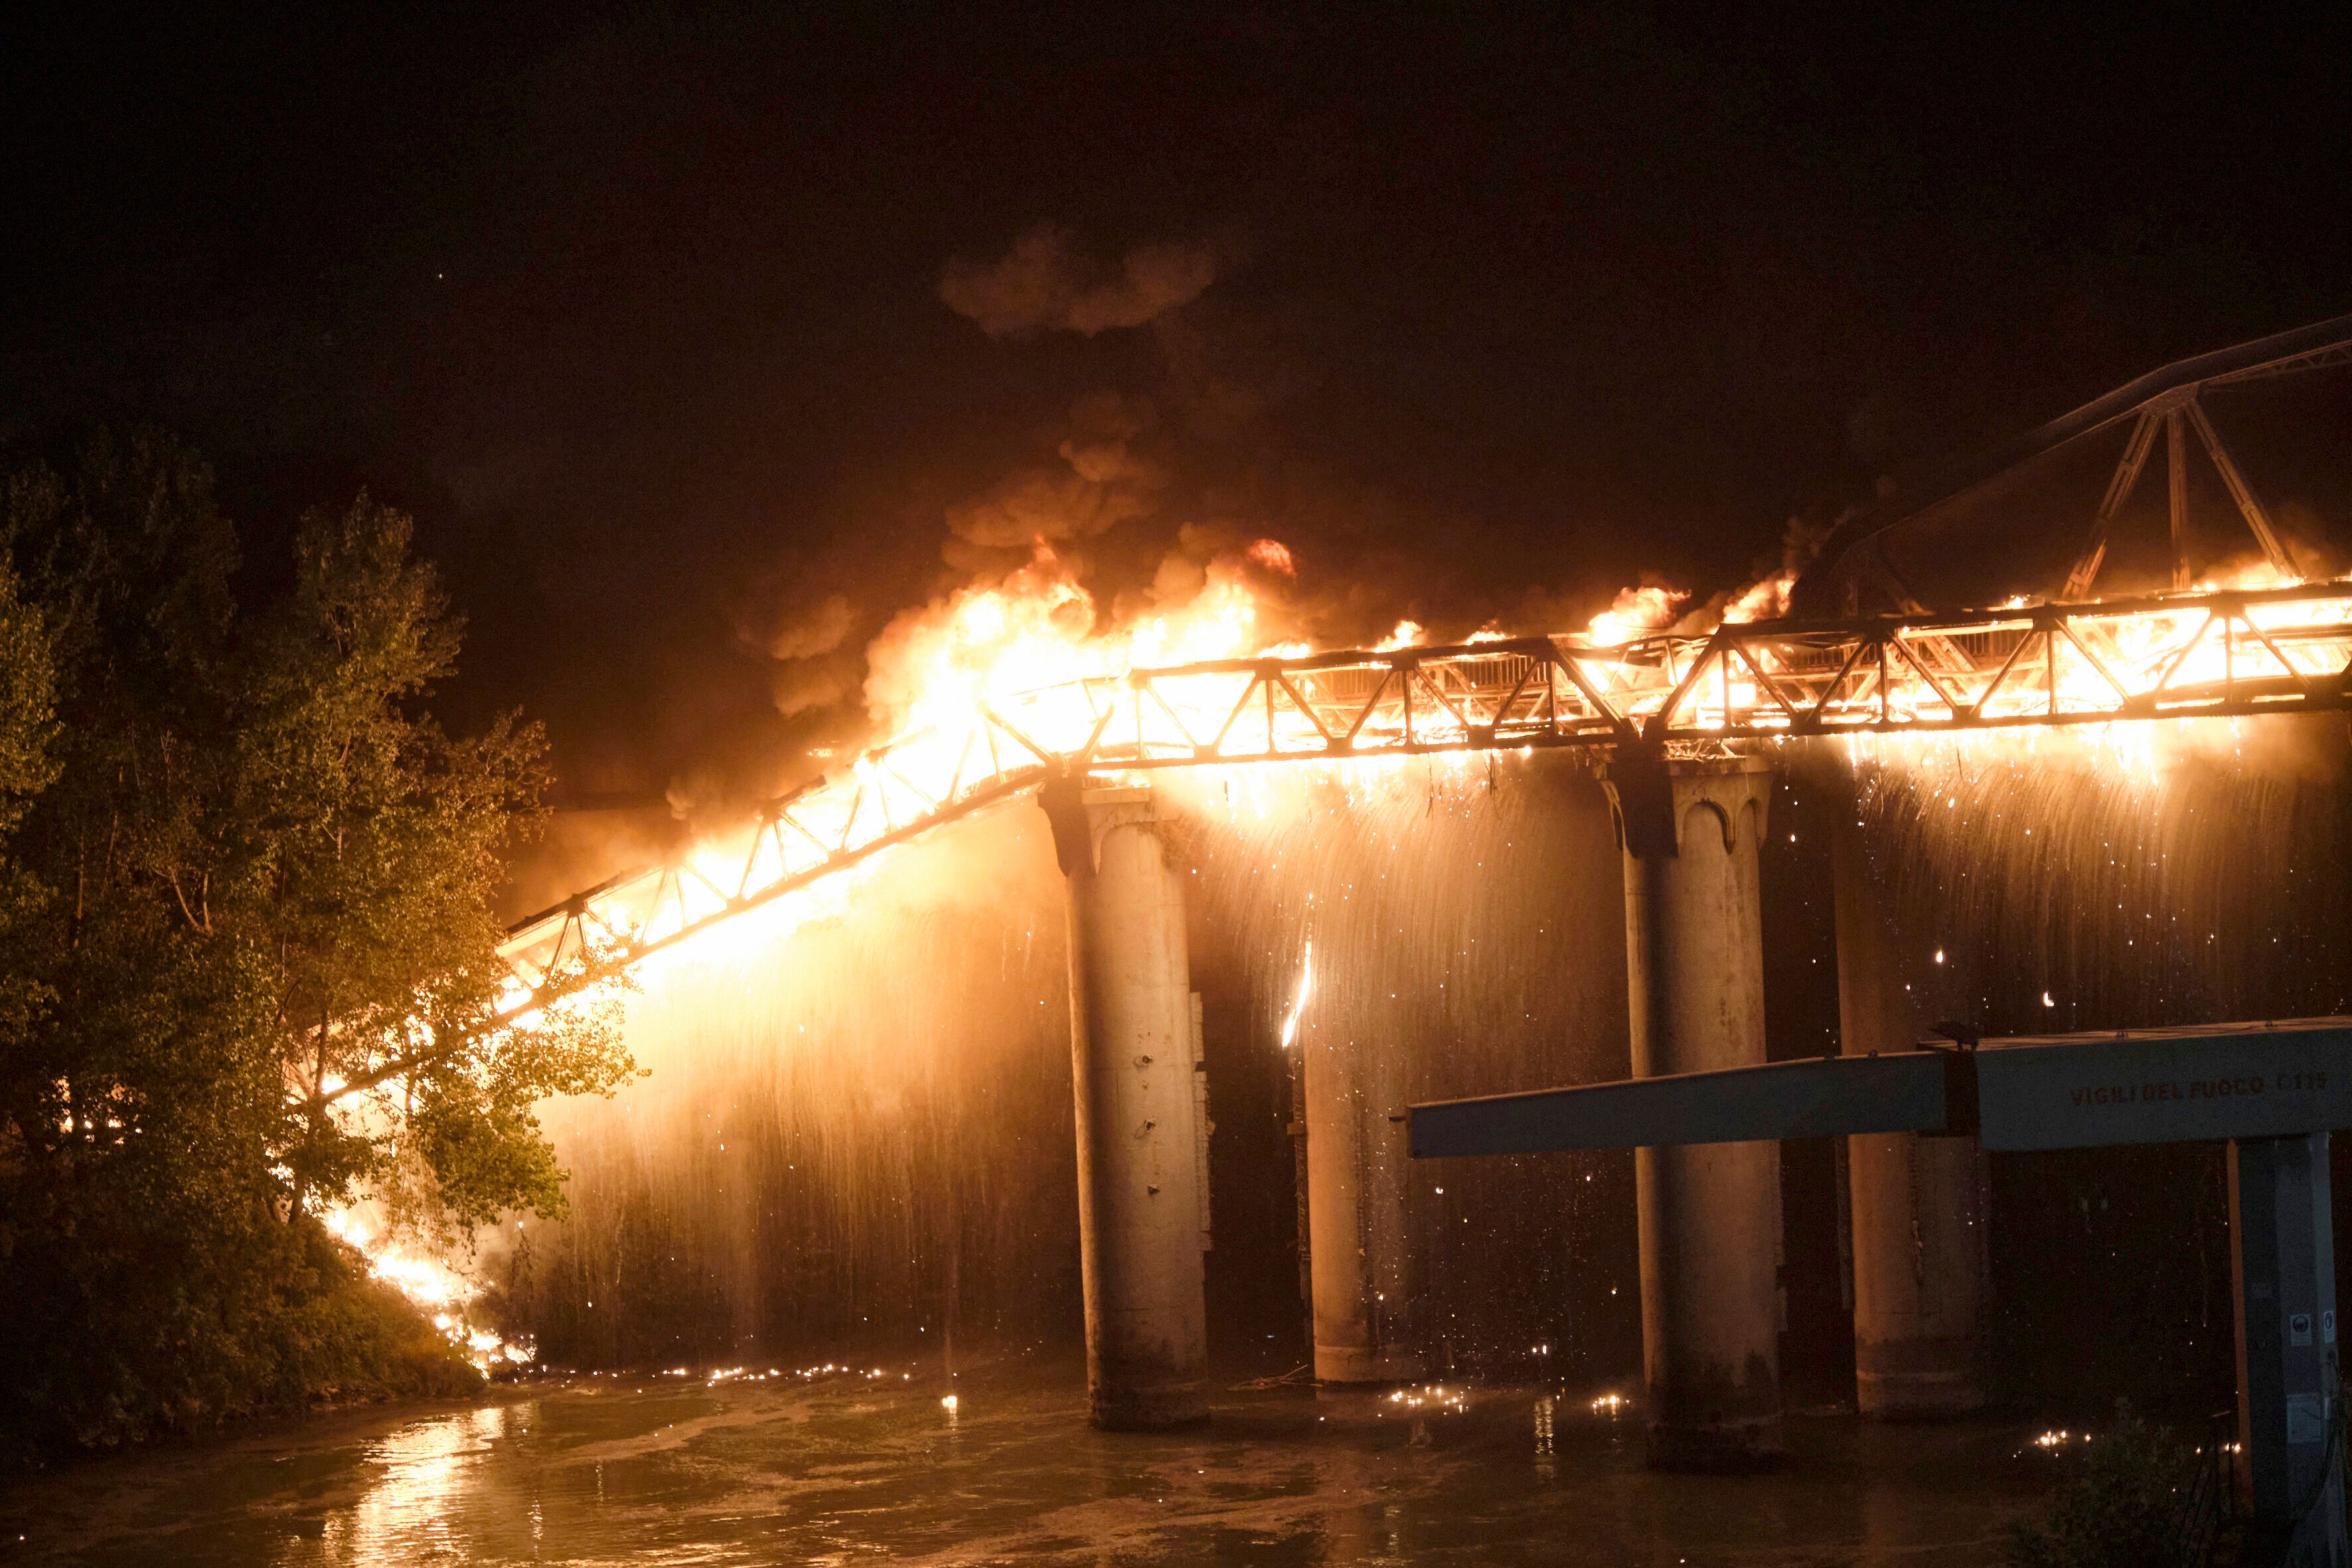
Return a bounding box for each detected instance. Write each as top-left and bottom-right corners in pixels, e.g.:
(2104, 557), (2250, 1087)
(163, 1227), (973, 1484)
(494, 574), (2352, 1016)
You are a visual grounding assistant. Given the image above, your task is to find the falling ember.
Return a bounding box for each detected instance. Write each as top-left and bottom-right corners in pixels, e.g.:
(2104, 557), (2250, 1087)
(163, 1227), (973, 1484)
(496, 538), (2352, 1027)
(482, 574), (2346, 1135)
(1279, 939), (1314, 1048)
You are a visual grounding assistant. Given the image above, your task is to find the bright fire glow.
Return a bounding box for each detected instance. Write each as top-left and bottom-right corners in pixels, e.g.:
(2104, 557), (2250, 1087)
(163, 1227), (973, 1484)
(1587, 584), (1689, 646)
(866, 542), (1279, 740)
(493, 548), (2352, 1082)
(454, 545), (2352, 1375)
(1722, 566), (1796, 624)
(1598, 562), (2351, 771)
(320, 1206), (534, 1372)
(1278, 939), (1314, 1048)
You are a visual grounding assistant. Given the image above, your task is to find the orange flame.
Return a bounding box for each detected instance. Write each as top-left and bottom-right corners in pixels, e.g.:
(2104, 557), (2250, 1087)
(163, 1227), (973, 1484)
(1587, 584), (1689, 646)
(863, 542), (1289, 739)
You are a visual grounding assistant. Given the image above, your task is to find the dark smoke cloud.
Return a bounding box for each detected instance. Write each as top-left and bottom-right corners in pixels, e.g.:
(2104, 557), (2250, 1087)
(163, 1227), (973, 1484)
(734, 559), (886, 742)
(944, 468), (1152, 550)
(761, 591), (856, 661)
(939, 224), (1219, 337)
(1057, 388), (1161, 483)
(767, 654), (855, 718)
(737, 572), (862, 695)
(944, 390), (1168, 550)
(728, 238), (1223, 751)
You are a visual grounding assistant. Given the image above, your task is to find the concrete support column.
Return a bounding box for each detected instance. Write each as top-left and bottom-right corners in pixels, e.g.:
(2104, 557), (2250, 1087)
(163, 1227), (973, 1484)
(1831, 810), (1990, 1417)
(2229, 1132), (2346, 1566)
(1040, 779), (1209, 1429)
(1603, 751), (1783, 1470)
(1302, 1009), (1423, 1384)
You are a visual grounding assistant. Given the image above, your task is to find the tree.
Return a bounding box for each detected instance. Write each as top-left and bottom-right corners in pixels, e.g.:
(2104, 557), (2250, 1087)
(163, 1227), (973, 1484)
(0, 433), (630, 1457)
(2003, 1409), (2218, 1568)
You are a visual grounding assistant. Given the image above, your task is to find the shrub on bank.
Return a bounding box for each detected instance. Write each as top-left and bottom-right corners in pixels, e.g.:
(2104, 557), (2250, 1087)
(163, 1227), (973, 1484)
(287, 1241), (487, 1408)
(2002, 1411), (2213, 1568)
(0, 1202), (481, 1467)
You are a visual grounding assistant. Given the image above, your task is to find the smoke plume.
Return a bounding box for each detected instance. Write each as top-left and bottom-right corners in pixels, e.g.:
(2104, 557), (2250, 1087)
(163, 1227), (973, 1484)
(762, 591), (857, 661)
(945, 390), (1166, 552)
(940, 224), (1219, 337)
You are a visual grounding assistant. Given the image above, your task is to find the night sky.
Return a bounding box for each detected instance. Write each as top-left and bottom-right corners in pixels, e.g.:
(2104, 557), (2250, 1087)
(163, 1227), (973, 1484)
(5, 6), (2348, 812)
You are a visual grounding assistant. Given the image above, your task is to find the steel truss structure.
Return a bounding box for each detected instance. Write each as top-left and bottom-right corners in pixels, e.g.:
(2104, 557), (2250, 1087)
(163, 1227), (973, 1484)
(494, 577), (2352, 1024)
(1803, 310), (2352, 616)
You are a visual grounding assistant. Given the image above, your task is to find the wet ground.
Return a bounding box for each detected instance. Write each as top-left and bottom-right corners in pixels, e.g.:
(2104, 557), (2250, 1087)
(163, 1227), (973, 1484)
(2, 1357), (2057, 1565)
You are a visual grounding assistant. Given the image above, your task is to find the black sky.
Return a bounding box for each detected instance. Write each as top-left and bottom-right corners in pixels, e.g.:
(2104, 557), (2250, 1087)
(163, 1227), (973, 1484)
(4, 5), (2348, 807)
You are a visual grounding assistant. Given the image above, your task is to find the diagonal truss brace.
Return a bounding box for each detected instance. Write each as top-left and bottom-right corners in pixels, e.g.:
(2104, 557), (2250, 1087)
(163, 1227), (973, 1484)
(2064, 388), (2301, 599)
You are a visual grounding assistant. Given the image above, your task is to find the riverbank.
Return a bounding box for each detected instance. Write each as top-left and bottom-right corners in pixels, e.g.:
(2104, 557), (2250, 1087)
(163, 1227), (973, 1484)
(0, 1382), (535, 1560)
(3, 1353), (2060, 1565)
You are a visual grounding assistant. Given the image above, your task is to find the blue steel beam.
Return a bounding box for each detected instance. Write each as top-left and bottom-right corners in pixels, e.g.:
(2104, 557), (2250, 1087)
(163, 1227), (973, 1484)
(1407, 1019), (2352, 1158)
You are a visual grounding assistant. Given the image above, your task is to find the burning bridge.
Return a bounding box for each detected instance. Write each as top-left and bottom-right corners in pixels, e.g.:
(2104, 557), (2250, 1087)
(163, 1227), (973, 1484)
(478, 315), (2352, 1550)
(497, 576), (2352, 1006)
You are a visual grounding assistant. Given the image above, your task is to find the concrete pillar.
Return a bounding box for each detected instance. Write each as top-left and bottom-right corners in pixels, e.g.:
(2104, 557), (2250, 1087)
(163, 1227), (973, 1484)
(1603, 751), (1783, 1469)
(1302, 1008), (1423, 1384)
(1831, 810), (1990, 1417)
(2229, 1133), (2346, 1566)
(1040, 778), (1209, 1429)
(1287, 1044), (1312, 1347)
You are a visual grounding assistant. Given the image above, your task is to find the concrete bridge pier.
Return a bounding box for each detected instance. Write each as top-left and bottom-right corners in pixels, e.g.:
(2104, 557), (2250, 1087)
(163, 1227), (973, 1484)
(1603, 751), (1784, 1470)
(1302, 1010), (1423, 1385)
(1831, 811), (1990, 1418)
(1040, 778), (1210, 1430)
(2229, 1131), (2346, 1565)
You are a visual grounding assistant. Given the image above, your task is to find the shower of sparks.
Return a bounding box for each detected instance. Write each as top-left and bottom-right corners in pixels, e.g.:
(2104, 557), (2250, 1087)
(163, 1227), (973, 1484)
(1279, 939), (1315, 1048)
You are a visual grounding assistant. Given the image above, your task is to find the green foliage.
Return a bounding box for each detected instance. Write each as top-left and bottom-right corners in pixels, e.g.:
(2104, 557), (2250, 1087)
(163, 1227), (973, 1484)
(1, 1198), (480, 1462)
(0, 431), (628, 1460)
(2003, 1411), (2206, 1568)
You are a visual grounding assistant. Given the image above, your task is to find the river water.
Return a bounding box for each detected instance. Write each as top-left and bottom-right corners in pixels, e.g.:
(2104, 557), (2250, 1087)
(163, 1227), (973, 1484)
(5, 1355), (2054, 1566)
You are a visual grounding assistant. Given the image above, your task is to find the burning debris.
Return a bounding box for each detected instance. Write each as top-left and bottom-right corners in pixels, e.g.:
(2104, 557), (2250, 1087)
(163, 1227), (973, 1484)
(319, 1207), (537, 1373)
